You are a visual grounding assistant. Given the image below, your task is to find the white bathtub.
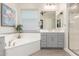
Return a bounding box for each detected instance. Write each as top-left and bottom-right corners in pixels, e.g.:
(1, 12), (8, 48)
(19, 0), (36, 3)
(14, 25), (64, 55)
(0, 33), (40, 56)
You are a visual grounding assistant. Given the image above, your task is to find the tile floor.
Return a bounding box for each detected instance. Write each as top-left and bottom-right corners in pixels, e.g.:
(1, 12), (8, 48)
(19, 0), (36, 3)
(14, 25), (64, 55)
(32, 49), (70, 56)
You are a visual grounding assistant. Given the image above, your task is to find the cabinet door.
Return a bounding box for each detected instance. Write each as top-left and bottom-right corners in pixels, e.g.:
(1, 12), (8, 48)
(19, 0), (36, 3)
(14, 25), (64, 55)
(47, 33), (57, 48)
(40, 33), (47, 48)
(57, 33), (64, 48)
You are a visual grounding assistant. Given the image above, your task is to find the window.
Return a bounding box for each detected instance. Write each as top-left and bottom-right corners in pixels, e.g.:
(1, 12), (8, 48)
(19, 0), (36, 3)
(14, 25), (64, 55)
(20, 10), (40, 32)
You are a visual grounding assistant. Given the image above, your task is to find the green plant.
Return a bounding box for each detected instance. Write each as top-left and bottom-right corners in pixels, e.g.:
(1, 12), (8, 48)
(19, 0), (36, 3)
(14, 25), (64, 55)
(16, 25), (23, 33)
(15, 24), (23, 38)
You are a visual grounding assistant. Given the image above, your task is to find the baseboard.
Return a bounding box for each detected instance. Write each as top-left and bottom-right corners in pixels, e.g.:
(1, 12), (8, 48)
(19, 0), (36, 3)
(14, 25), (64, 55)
(64, 48), (77, 56)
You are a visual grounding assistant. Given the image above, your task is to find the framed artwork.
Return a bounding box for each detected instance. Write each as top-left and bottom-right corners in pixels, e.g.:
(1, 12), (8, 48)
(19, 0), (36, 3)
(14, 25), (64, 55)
(0, 4), (1, 25)
(1, 3), (16, 27)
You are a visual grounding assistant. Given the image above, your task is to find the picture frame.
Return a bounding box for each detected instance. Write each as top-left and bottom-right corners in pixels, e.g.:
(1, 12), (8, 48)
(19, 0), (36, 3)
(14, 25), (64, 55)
(0, 4), (1, 25)
(1, 3), (16, 27)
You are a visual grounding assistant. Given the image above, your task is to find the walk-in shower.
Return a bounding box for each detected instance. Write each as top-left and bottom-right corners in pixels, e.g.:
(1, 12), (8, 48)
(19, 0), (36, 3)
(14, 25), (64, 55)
(68, 3), (79, 55)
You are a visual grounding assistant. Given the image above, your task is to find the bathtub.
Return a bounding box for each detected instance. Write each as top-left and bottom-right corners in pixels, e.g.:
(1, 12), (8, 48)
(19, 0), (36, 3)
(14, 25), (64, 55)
(0, 33), (40, 56)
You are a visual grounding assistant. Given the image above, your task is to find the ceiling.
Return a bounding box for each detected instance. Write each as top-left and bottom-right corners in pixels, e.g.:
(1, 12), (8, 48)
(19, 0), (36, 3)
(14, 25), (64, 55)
(16, 3), (59, 11)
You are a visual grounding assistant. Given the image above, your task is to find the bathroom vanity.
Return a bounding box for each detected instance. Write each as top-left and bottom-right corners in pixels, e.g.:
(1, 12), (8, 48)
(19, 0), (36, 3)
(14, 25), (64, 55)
(40, 11), (64, 49)
(40, 31), (64, 48)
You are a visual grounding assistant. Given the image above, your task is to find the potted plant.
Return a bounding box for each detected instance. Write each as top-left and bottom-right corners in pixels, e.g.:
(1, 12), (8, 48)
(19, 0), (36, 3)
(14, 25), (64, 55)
(15, 24), (23, 39)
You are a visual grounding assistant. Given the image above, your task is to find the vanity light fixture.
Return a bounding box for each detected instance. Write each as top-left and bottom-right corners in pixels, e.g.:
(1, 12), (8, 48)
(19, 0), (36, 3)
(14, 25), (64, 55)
(60, 12), (63, 15)
(40, 11), (46, 15)
(43, 3), (56, 11)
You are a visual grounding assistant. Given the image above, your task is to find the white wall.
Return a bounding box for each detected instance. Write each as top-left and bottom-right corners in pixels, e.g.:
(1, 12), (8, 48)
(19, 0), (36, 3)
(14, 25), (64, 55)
(56, 4), (69, 49)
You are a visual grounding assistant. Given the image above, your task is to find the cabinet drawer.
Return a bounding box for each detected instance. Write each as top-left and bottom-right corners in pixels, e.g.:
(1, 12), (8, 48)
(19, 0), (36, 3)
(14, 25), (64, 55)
(41, 43), (46, 48)
(47, 44), (57, 48)
(58, 41), (64, 44)
(57, 36), (64, 40)
(41, 41), (46, 44)
(41, 42), (46, 45)
(41, 33), (46, 40)
(47, 39), (57, 47)
(57, 33), (64, 35)
(57, 44), (64, 48)
(41, 39), (46, 42)
(57, 33), (64, 36)
(47, 33), (57, 37)
(41, 33), (47, 36)
(58, 39), (64, 42)
(57, 43), (64, 45)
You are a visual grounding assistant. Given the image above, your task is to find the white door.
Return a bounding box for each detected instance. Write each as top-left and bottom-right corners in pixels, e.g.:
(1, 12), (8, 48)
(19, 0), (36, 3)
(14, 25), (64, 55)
(0, 37), (5, 56)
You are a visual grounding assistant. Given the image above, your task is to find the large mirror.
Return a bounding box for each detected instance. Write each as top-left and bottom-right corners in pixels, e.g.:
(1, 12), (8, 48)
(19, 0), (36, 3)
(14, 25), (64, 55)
(40, 11), (56, 30)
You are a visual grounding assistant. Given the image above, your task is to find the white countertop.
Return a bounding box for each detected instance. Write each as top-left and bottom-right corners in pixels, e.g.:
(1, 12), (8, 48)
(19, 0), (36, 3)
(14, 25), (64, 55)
(40, 29), (64, 32)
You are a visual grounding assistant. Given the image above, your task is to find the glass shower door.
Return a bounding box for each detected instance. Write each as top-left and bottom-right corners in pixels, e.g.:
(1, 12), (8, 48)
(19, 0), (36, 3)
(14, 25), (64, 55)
(68, 3), (79, 55)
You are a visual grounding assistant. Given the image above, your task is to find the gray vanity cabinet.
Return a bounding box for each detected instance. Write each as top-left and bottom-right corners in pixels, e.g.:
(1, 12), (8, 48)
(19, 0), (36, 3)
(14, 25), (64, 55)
(47, 33), (57, 48)
(57, 33), (64, 48)
(41, 32), (64, 48)
(41, 33), (47, 48)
